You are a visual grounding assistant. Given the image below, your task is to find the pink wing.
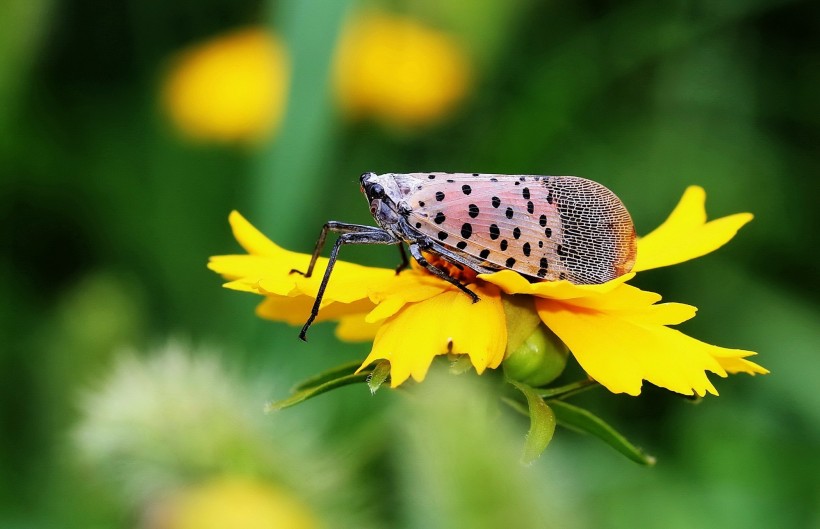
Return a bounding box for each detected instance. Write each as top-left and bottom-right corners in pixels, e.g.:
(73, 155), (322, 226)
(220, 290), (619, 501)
(403, 173), (636, 284)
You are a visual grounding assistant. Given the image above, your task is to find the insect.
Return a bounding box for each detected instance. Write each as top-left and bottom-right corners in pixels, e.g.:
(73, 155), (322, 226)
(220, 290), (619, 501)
(293, 172), (637, 340)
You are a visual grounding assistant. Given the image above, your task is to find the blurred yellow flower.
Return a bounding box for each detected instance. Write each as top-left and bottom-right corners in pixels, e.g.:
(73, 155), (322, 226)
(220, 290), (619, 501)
(209, 186), (767, 396)
(334, 12), (471, 127)
(162, 28), (289, 143)
(166, 477), (318, 529)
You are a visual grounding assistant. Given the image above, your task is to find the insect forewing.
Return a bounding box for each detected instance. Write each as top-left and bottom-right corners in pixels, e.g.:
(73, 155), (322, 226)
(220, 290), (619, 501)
(400, 173), (636, 284)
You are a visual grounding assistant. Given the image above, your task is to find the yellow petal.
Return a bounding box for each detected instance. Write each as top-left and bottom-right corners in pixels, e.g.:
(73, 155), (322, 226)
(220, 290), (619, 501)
(209, 253), (304, 297)
(217, 211), (430, 304)
(228, 211), (289, 257)
(255, 296), (374, 326)
(291, 266), (446, 307)
(364, 296), (408, 323)
(536, 294), (733, 396)
(634, 186), (753, 272)
(209, 254), (289, 283)
(358, 283), (507, 387)
(707, 347), (769, 376)
(335, 314), (380, 342)
(363, 273), (456, 323)
(479, 269), (636, 300)
(222, 278), (263, 294)
(554, 283), (698, 325)
(258, 262), (391, 303)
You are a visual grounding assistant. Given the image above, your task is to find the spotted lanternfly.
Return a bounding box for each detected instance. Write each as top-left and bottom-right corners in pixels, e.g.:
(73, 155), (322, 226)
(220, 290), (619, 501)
(293, 172), (637, 339)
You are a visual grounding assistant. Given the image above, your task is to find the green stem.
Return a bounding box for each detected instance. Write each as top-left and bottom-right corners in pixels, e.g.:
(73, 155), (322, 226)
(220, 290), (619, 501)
(536, 378), (599, 399)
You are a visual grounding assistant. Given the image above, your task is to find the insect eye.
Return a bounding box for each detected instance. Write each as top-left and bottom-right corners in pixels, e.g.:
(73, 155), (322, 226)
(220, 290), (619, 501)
(371, 183), (385, 197)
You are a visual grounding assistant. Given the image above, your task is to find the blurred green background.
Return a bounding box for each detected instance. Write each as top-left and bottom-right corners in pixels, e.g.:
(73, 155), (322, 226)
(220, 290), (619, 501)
(1, 0), (818, 527)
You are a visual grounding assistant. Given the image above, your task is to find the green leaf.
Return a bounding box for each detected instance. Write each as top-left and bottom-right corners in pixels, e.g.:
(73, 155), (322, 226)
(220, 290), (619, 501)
(367, 360), (391, 394)
(267, 372), (371, 412)
(549, 400), (656, 466)
(292, 360), (366, 392)
(507, 380), (556, 465)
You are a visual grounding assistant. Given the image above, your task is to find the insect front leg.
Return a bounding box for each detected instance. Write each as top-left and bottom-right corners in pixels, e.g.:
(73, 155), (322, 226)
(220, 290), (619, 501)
(292, 221), (384, 278)
(408, 242), (479, 303)
(300, 227), (399, 341)
(394, 244), (410, 275)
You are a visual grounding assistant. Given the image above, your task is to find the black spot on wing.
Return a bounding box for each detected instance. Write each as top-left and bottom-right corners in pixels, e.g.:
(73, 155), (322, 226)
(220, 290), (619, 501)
(489, 224), (500, 240)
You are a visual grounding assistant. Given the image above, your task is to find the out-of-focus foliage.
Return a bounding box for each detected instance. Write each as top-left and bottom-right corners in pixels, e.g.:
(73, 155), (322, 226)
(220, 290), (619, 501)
(0, 0), (817, 528)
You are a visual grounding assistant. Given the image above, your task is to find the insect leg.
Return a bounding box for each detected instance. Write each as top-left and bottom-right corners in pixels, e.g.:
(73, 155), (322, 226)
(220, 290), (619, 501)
(300, 228), (399, 341)
(424, 241), (501, 275)
(408, 243), (479, 303)
(394, 244), (410, 275)
(292, 221), (385, 278)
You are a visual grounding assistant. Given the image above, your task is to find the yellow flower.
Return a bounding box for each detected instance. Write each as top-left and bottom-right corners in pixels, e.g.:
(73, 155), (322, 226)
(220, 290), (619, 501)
(167, 477), (318, 529)
(333, 12), (471, 127)
(208, 186), (767, 395)
(162, 28), (289, 143)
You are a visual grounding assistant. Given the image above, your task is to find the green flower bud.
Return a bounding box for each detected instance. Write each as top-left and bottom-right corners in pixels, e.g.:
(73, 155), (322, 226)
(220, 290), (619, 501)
(504, 324), (569, 386)
(501, 294), (569, 386)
